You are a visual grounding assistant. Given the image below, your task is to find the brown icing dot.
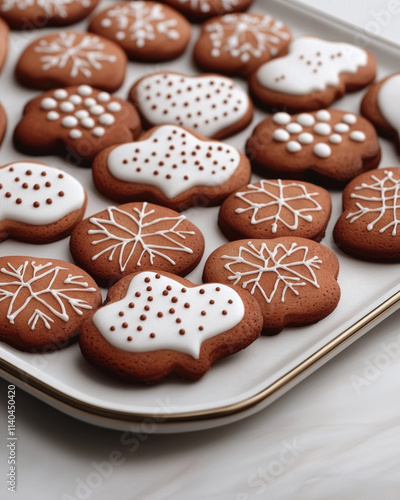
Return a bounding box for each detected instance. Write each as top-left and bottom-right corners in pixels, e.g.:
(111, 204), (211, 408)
(45, 181), (51, 187)
(33, 201), (40, 207)
(169, 308), (175, 314)
(21, 182), (28, 189)
(179, 329), (185, 335)
(209, 300), (215, 305)
(155, 274), (161, 279)
(135, 291), (141, 297)
(216, 287), (221, 291)
(144, 305), (150, 311)
(8, 167), (14, 172)
(58, 191), (64, 197)
(137, 326), (142, 331)
(157, 312), (163, 318)
(150, 333), (156, 338)
(162, 290), (169, 296)
(140, 314), (147, 321)
(34, 184), (40, 190)
(147, 296), (153, 302)
(122, 322), (128, 328)
(201, 311), (206, 316)
(166, 285), (172, 291)
(46, 199), (53, 205)
(222, 310), (228, 315)
(25, 170), (32, 175)
(5, 192), (11, 198)
(127, 336), (132, 341)
(181, 288), (186, 293)
(110, 326), (115, 331)
(199, 289), (205, 294)
(58, 173), (64, 179)
(119, 311), (124, 317)
(144, 277), (151, 283)
(184, 303), (190, 308)
(171, 297), (178, 303)
(14, 177), (20, 182)
(41, 171), (46, 176)
(199, 326), (204, 331)
(228, 299), (233, 304)
(176, 318), (182, 324)
(15, 198), (22, 204)
(129, 302), (135, 308)
(146, 286), (152, 291)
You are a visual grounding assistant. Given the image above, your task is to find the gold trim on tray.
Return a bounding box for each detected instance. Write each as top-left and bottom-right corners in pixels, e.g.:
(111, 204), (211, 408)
(2, 289), (400, 427)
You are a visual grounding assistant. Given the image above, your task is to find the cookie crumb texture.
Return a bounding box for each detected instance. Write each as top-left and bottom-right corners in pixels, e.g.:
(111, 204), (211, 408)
(14, 85), (141, 163)
(246, 109), (381, 186)
(203, 237), (340, 335)
(129, 72), (253, 140)
(219, 179), (331, 241)
(0, 0), (99, 30)
(334, 168), (400, 261)
(70, 201), (205, 287)
(89, 1), (191, 62)
(0, 161), (86, 243)
(79, 271), (263, 383)
(0, 256), (101, 352)
(92, 124), (251, 210)
(162, 0), (253, 23)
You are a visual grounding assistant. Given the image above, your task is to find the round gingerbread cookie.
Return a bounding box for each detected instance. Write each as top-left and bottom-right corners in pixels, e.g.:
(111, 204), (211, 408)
(79, 270), (263, 383)
(194, 13), (292, 77)
(70, 201), (205, 287)
(88, 1), (191, 62)
(0, 17), (9, 73)
(361, 73), (400, 152)
(334, 168), (400, 261)
(0, 0), (98, 30)
(92, 125), (251, 211)
(14, 85), (141, 165)
(219, 179), (331, 241)
(0, 103), (6, 146)
(161, 0), (253, 23)
(248, 36), (377, 113)
(246, 109), (381, 186)
(16, 31), (127, 92)
(203, 237), (340, 335)
(0, 161), (87, 243)
(0, 255), (102, 352)
(128, 71), (253, 140)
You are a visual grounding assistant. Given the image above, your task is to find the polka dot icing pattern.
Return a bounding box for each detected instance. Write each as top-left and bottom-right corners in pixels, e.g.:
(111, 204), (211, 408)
(107, 125), (241, 198)
(92, 271), (244, 359)
(256, 37), (368, 96)
(0, 162), (85, 225)
(135, 73), (250, 138)
(39, 85), (122, 140)
(271, 111), (366, 158)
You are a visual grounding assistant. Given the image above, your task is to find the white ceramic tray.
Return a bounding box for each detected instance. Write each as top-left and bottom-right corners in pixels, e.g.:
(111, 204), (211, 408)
(1, 0), (400, 433)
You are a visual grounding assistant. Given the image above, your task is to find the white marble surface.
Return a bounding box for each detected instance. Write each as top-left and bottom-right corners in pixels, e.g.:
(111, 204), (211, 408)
(2, 1), (400, 499)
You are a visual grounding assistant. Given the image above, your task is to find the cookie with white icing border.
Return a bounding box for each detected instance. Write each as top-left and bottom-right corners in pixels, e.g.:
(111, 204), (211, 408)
(203, 237), (340, 335)
(246, 109), (381, 186)
(0, 161), (87, 243)
(92, 125), (251, 210)
(219, 179), (331, 242)
(0, 17), (8, 73)
(193, 13), (291, 77)
(0, 103), (6, 146)
(14, 85), (141, 165)
(361, 73), (400, 152)
(248, 36), (376, 113)
(161, 0), (253, 23)
(89, 1), (191, 62)
(0, 256), (101, 352)
(79, 270), (263, 383)
(128, 71), (253, 140)
(70, 202), (205, 287)
(16, 31), (127, 92)
(334, 168), (400, 261)
(0, 0), (98, 30)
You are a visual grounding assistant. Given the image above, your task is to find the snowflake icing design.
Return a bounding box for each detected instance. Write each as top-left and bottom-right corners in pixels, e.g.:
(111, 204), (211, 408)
(178, 0), (238, 14)
(206, 13), (290, 61)
(88, 203), (196, 271)
(1, 0), (92, 17)
(100, 2), (180, 47)
(0, 261), (96, 330)
(35, 32), (117, 78)
(235, 179), (322, 233)
(222, 241), (321, 303)
(346, 170), (400, 236)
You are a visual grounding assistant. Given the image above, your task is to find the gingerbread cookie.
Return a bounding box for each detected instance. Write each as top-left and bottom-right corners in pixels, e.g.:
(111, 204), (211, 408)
(334, 168), (400, 261)
(203, 237), (340, 335)
(0, 103), (6, 146)
(89, 1), (191, 62)
(193, 13), (291, 77)
(161, 0), (253, 23)
(0, 17), (8, 73)
(92, 125), (251, 210)
(0, 256), (101, 352)
(246, 110), (381, 186)
(219, 179), (331, 241)
(14, 85), (141, 164)
(79, 270), (263, 383)
(361, 73), (400, 151)
(0, 0), (98, 30)
(0, 161), (86, 243)
(248, 36), (376, 112)
(129, 71), (253, 140)
(70, 202), (205, 287)
(16, 31), (127, 92)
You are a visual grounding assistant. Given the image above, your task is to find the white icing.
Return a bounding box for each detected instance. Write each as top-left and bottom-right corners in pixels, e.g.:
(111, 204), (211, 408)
(136, 73), (249, 138)
(286, 123), (303, 134)
(298, 132), (314, 144)
(107, 102), (121, 112)
(98, 114), (115, 126)
(0, 260), (96, 330)
(342, 113), (357, 125)
(256, 36), (368, 95)
(62, 116), (78, 128)
(329, 134), (342, 144)
(92, 127), (105, 137)
(273, 129), (290, 142)
(54, 89), (68, 99)
(286, 141), (302, 153)
(69, 95), (82, 105)
(313, 143), (331, 158)
(81, 117), (95, 128)
(78, 85), (93, 96)
(60, 102), (75, 113)
(98, 92), (111, 102)
(69, 129), (82, 139)
(47, 111), (59, 121)
(178, 0), (239, 14)
(90, 105), (105, 115)
(273, 112), (291, 125)
(106, 125), (241, 199)
(350, 131), (366, 142)
(0, 162), (85, 225)
(41, 97), (57, 110)
(297, 113), (314, 126)
(314, 123), (331, 135)
(316, 110), (331, 122)
(334, 123), (349, 133)
(84, 97), (96, 107)
(234, 179), (322, 232)
(92, 271), (244, 359)
(88, 203), (195, 271)
(222, 241), (321, 303)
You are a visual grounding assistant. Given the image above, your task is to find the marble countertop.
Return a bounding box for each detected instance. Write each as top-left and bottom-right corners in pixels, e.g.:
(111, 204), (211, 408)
(2, 1), (400, 499)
